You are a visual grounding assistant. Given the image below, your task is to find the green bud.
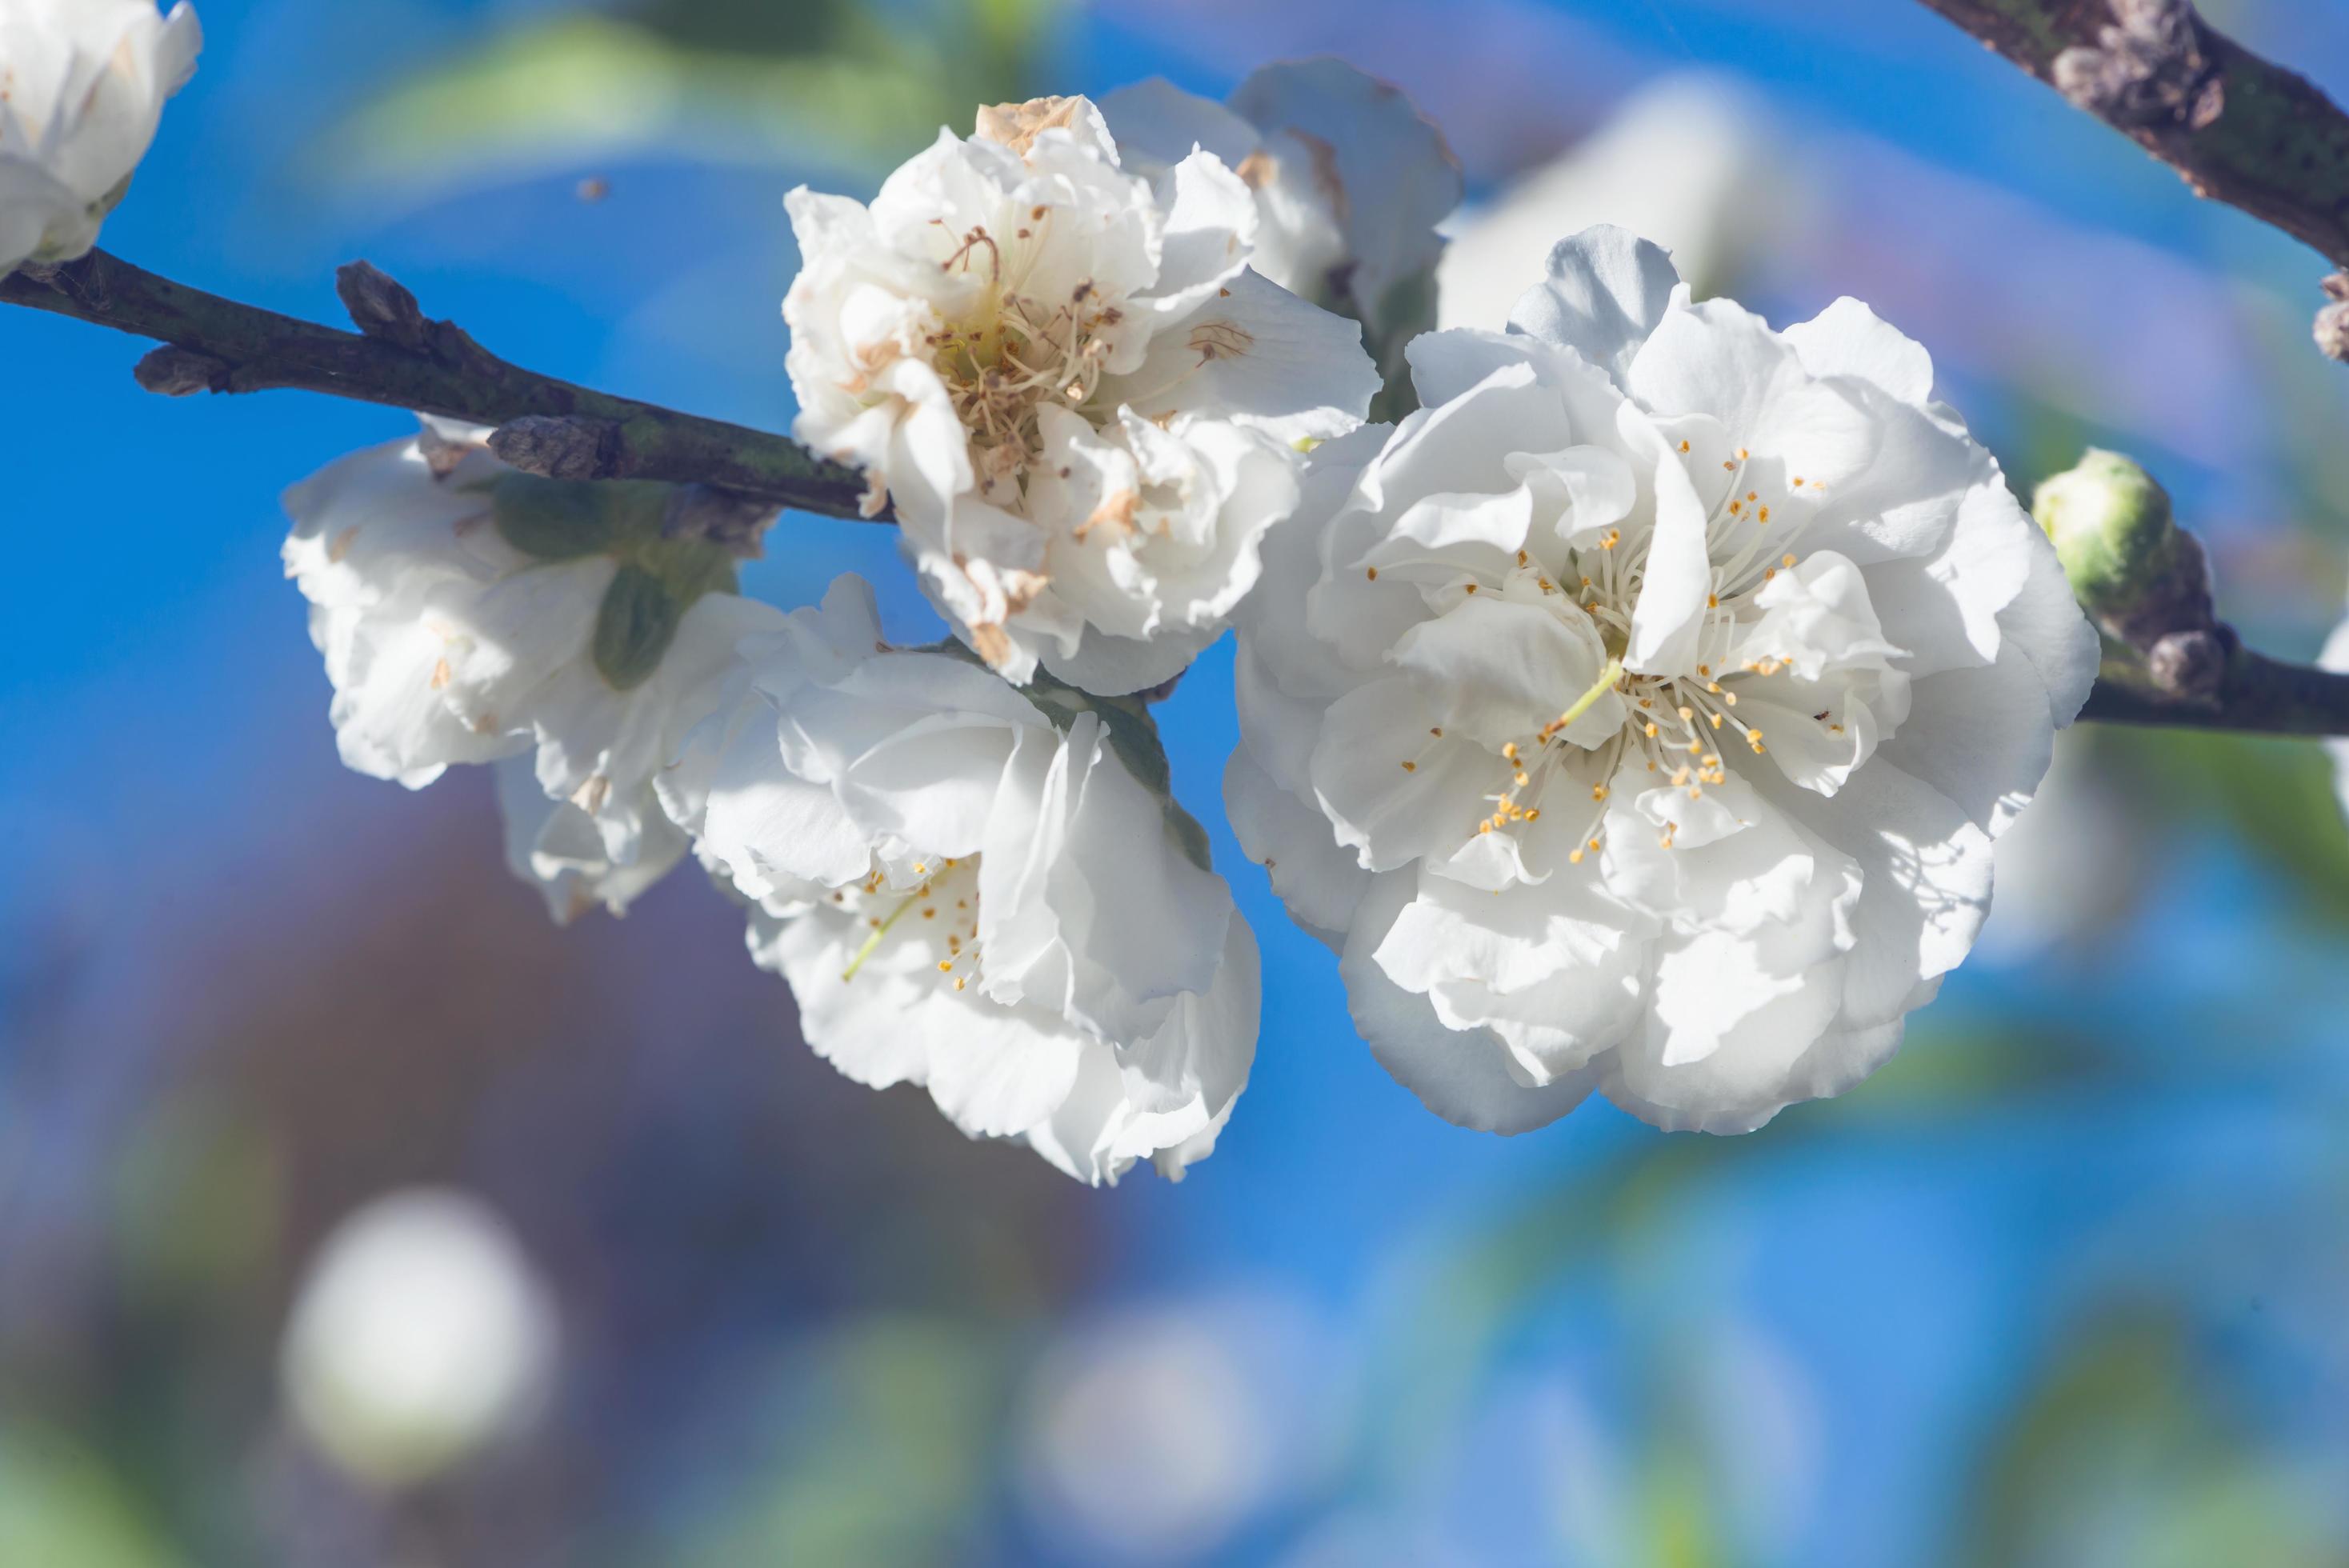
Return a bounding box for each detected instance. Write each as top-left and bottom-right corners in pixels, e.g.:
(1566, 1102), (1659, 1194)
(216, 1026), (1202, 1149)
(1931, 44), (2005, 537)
(591, 565), (683, 691)
(2031, 449), (2184, 619)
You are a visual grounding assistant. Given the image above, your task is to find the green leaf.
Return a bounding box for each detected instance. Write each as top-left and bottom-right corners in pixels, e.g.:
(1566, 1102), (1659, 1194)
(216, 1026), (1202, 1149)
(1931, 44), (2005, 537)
(321, 2), (1067, 194)
(593, 565), (685, 691)
(488, 474), (623, 561)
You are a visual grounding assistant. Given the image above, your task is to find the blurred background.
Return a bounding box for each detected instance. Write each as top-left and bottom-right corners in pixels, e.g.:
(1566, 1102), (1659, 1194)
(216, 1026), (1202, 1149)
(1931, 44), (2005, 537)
(4, 0), (2349, 1562)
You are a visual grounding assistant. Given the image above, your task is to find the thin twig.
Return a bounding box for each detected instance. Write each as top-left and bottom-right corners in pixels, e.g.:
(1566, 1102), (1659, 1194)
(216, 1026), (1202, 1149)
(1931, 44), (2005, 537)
(2080, 647), (2349, 736)
(1912, 1), (2349, 271)
(0, 250), (876, 519)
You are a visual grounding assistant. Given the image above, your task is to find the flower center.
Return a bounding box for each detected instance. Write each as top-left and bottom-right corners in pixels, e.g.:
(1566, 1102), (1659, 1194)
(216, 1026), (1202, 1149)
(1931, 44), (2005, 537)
(834, 854), (983, 993)
(1404, 445), (1847, 866)
(922, 214), (1126, 505)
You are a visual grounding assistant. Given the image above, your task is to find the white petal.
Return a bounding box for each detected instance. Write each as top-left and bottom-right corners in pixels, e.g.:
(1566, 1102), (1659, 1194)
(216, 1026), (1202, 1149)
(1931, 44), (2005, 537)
(1783, 296), (1935, 406)
(1507, 226), (1685, 385)
(1229, 58), (1462, 329)
(1339, 873), (1596, 1133)
(1098, 266), (1380, 442)
(1099, 78), (1262, 174)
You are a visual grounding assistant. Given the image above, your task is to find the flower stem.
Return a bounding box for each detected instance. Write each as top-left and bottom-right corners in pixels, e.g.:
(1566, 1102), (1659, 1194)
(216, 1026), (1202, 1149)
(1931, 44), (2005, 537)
(840, 891), (925, 983)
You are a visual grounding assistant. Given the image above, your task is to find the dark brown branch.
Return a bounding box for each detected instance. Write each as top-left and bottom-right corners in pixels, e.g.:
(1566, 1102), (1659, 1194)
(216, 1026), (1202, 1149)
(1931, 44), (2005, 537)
(0, 250), (876, 519)
(2081, 646), (2349, 735)
(1913, 1), (2349, 270)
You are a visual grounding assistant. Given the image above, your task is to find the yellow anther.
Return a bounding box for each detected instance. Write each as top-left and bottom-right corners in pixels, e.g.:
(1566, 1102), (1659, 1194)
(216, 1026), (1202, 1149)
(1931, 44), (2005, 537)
(1400, 760), (1417, 772)
(1781, 553), (1796, 568)
(1367, 566), (1379, 581)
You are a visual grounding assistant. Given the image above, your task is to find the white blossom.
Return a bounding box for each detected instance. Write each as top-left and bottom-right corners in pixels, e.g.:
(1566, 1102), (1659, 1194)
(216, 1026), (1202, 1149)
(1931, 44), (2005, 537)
(783, 94), (1377, 693)
(1230, 227), (2098, 1134)
(0, 0), (201, 274)
(283, 419), (782, 906)
(280, 1189), (558, 1489)
(659, 574), (1257, 1183)
(1102, 59), (1460, 360)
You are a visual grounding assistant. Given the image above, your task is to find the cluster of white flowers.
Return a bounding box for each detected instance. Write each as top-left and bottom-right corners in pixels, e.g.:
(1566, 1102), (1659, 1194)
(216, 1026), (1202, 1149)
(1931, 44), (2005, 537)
(783, 90), (1384, 693)
(286, 419), (1258, 1182)
(1228, 227), (2096, 1134)
(273, 66), (2102, 1176)
(0, 0), (200, 275)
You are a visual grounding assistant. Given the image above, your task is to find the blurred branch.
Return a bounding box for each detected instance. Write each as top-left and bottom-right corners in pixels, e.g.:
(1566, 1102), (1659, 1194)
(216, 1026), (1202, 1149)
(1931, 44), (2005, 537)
(2083, 647), (2349, 734)
(0, 251), (875, 519)
(1915, 0), (2349, 350)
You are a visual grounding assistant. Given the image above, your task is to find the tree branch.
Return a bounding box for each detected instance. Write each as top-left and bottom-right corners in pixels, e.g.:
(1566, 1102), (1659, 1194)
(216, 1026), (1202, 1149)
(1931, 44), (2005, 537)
(0, 250), (877, 519)
(1913, 1), (2349, 272)
(2081, 644), (2349, 735)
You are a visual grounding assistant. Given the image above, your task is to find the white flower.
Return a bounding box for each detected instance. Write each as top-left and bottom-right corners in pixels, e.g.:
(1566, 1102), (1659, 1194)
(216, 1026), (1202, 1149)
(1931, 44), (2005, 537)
(783, 94), (1378, 693)
(283, 418), (783, 896)
(660, 574), (1257, 1183)
(1230, 227), (2099, 1134)
(0, 0), (201, 274)
(280, 1189), (558, 1490)
(1102, 60), (1460, 365)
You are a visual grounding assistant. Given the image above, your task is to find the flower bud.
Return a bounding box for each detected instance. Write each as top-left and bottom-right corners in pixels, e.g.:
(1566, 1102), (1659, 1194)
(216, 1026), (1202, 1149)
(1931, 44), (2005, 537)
(2032, 448), (2213, 649)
